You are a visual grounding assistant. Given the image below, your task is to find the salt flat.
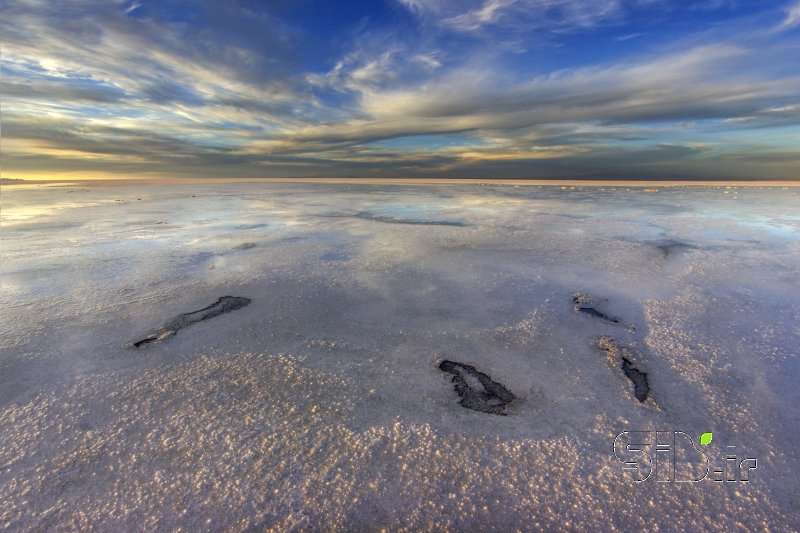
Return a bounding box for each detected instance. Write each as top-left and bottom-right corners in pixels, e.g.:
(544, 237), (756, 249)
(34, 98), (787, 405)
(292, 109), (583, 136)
(1, 182), (798, 530)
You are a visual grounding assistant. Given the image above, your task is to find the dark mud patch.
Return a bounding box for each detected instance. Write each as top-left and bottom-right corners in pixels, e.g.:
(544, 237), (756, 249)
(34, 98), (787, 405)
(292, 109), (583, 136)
(649, 239), (695, 258)
(190, 251), (216, 265)
(439, 360), (515, 415)
(321, 212), (469, 227)
(572, 293), (620, 324)
(557, 213), (593, 220)
(132, 296), (251, 347)
(11, 221), (85, 232)
(355, 212), (469, 227)
(615, 236), (696, 258)
(235, 224), (267, 230)
(234, 242), (257, 250)
(596, 337), (650, 402)
(621, 357), (650, 402)
(320, 250), (351, 261)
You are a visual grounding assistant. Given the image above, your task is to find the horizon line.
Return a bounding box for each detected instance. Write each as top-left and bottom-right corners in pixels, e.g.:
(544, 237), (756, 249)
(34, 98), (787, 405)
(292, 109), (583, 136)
(3, 177), (799, 188)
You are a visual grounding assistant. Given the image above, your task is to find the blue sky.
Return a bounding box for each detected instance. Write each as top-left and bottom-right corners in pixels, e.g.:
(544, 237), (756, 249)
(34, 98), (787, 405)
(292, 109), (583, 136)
(2, 0), (799, 180)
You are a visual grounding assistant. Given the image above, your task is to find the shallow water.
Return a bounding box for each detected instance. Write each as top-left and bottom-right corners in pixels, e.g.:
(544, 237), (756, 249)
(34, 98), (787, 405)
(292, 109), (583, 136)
(1, 182), (799, 530)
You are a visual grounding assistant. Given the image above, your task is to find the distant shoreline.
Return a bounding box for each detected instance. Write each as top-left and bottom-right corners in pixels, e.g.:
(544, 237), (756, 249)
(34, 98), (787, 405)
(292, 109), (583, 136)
(2, 177), (799, 188)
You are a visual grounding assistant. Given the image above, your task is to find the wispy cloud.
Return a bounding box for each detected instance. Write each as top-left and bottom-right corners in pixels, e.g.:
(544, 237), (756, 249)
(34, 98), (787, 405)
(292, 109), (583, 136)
(779, 0), (800, 30)
(398, 0), (624, 35)
(124, 2), (142, 15)
(442, 0), (517, 32)
(614, 32), (642, 42)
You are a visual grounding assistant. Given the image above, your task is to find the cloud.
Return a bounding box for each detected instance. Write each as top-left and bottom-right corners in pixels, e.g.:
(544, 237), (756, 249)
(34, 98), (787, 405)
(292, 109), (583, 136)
(398, 0), (624, 34)
(341, 44), (795, 130)
(442, 0), (516, 32)
(0, 79), (127, 104)
(226, 37), (799, 181)
(1, 1), (309, 107)
(614, 32), (642, 41)
(124, 2), (142, 15)
(779, 1), (800, 30)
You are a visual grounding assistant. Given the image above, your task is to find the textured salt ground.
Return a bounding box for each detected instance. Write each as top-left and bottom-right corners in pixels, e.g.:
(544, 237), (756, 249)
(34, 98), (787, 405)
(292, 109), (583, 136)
(1, 183), (798, 530)
(0, 351), (792, 531)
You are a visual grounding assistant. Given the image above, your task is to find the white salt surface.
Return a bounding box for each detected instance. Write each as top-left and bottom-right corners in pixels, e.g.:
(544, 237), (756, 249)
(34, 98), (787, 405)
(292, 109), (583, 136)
(1, 182), (799, 530)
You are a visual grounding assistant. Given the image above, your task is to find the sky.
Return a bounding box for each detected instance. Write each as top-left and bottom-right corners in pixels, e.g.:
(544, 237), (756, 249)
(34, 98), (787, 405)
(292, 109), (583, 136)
(1, 0), (799, 181)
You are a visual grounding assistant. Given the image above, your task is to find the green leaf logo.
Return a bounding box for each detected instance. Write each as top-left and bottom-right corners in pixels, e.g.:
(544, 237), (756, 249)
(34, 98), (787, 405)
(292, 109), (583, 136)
(700, 432), (713, 445)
